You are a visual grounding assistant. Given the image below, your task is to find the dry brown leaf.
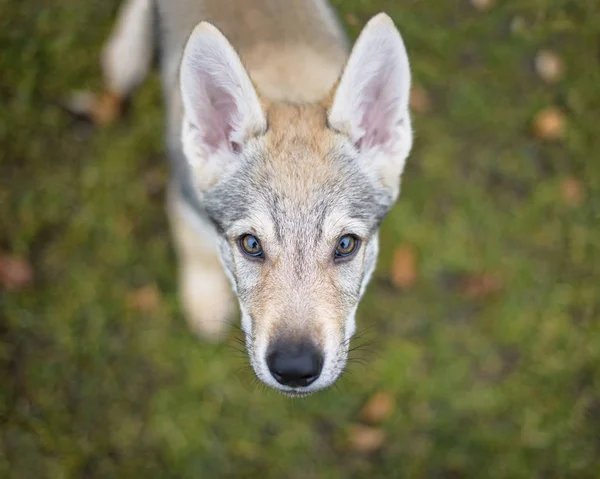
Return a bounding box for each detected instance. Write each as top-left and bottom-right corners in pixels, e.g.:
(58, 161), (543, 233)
(532, 107), (565, 141)
(560, 177), (585, 206)
(470, 0), (496, 11)
(0, 253), (33, 291)
(410, 85), (432, 114)
(534, 50), (564, 84)
(92, 91), (123, 125)
(344, 13), (360, 27)
(460, 273), (503, 299)
(348, 424), (386, 453)
(127, 284), (161, 312)
(390, 244), (417, 289)
(361, 391), (396, 424)
(66, 90), (122, 125)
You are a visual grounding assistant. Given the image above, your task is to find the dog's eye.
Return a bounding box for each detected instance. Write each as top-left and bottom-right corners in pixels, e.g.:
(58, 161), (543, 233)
(335, 234), (360, 260)
(239, 234), (263, 258)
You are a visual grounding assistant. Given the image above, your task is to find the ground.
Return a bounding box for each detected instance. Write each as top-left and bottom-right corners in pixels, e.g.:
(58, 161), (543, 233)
(1, 0), (599, 477)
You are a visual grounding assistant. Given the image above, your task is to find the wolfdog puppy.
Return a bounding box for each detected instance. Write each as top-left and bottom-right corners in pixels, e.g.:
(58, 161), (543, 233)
(79, 0), (413, 395)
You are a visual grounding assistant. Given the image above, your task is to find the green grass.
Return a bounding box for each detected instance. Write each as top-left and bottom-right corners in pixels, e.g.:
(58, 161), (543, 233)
(1, 0), (599, 477)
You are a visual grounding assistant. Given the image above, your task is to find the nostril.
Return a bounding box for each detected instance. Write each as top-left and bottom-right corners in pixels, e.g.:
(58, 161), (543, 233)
(267, 341), (324, 388)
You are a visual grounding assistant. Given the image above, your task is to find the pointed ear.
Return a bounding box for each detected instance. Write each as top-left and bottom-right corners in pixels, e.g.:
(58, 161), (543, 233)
(180, 22), (266, 160)
(328, 14), (412, 184)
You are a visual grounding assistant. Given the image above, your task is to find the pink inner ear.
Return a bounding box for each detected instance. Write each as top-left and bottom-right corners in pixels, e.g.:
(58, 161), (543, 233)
(358, 62), (400, 151)
(198, 71), (239, 152)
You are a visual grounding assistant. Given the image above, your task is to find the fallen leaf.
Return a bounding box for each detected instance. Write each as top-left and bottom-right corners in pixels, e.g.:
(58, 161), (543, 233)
(390, 244), (417, 289)
(127, 284), (161, 312)
(410, 85), (432, 114)
(560, 177), (585, 206)
(65, 90), (122, 125)
(470, 0), (496, 11)
(361, 391), (396, 424)
(348, 424), (386, 453)
(93, 91), (123, 125)
(344, 13), (360, 27)
(459, 273), (503, 299)
(0, 253), (33, 291)
(532, 107), (565, 141)
(535, 50), (564, 84)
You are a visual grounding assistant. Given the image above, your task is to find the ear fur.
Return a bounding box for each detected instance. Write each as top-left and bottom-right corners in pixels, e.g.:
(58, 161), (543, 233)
(328, 13), (413, 192)
(179, 22), (266, 184)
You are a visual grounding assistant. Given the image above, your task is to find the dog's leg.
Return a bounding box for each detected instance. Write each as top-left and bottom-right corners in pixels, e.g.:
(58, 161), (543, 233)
(167, 191), (235, 341)
(101, 0), (154, 100)
(68, 0), (154, 124)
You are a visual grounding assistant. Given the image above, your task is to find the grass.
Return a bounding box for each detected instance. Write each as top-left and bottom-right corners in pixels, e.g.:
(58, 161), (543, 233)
(1, 0), (599, 477)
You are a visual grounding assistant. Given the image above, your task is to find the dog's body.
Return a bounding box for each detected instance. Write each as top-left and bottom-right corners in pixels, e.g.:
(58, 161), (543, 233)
(93, 0), (413, 395)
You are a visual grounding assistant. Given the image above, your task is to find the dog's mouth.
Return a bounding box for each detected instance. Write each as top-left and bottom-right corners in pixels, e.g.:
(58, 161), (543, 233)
(268, 381), (327, 397)
(280, 389), (314, 398)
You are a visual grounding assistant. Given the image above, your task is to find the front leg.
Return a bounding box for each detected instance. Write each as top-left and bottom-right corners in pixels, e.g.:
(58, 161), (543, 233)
(167, 190), (236, 341)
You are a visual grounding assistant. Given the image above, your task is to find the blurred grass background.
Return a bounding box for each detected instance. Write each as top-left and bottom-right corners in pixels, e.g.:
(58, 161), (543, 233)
(1, 0), (599, 477)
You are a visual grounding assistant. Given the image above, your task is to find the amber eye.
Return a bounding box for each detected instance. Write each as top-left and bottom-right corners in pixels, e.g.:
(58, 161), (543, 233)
(239, 234), (263, 258)
(335, 234), (360, 260)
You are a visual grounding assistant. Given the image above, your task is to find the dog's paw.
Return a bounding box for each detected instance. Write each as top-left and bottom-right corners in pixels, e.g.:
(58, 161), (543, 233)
(64, 90), (123, 125)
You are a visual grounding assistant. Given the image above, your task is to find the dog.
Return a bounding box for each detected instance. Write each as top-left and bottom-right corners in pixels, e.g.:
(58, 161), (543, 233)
(75, 0), (413, 396)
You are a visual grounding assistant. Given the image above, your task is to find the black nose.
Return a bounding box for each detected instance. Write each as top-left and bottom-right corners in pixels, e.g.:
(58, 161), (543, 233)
(267, 341), (324, 388)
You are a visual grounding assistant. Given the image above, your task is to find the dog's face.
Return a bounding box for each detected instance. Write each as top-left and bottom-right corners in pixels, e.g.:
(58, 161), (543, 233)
(201, 104), (393, 394)
(180, 14), (412, 395)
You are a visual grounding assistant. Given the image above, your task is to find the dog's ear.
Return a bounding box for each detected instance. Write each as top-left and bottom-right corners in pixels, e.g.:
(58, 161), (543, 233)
(180, 22), (266, 182)
(328, 14), (412, 193)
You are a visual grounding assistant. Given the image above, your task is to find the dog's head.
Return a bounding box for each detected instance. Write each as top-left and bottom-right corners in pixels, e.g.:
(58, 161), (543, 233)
(179, 14), (412, 395)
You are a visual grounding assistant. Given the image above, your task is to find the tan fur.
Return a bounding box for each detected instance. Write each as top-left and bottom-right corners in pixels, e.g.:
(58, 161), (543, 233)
(264, 103), (335, 164)
(159, 0), (348, 138)
(244, 44), (344, 103)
